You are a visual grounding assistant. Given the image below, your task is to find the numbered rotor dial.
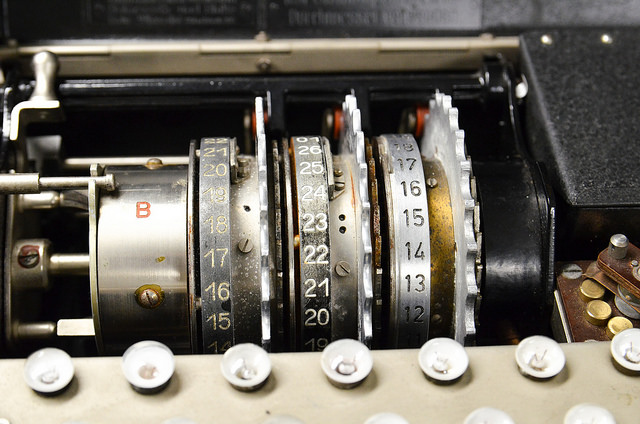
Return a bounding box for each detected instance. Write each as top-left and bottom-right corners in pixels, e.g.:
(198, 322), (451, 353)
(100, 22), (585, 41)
(291, 136), (333, 351)
(89, 93), (479, 355)
(198, 138), (234, 353)
(377, 134), (431, 348)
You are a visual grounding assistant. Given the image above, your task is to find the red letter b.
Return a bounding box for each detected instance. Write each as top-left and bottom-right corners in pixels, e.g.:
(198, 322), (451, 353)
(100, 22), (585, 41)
(136, 202), (151, 218)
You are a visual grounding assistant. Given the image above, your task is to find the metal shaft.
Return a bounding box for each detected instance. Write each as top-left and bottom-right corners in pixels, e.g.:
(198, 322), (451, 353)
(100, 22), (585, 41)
(49, 253), (90, 276)
(15, 322), (56, 339)
(0, 173), (115, 194)
(64, 156), (189, 171)
(41, 175), (115, 191)
(17, 191), (60, 210)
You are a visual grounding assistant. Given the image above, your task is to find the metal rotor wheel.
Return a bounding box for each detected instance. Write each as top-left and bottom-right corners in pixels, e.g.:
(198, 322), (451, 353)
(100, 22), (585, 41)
(420, 92), (481, 344)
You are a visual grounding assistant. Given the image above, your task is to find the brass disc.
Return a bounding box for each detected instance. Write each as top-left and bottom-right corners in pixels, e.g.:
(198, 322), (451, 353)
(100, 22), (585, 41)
(606, 316), (633, 339)
(579, 278), (605, 302)
(585, 300), (612, 326)
(423, 158), (455, 338)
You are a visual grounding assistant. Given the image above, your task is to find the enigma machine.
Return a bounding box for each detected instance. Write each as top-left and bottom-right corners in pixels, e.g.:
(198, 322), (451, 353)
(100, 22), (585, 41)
(0, 1), (639, 423)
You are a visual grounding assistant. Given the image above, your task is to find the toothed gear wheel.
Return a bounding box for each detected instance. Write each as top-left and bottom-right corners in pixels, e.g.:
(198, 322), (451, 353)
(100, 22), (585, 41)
(255, 97), (272, 349)
(340, 94), (373, 346)
(421, 92), (480, 344)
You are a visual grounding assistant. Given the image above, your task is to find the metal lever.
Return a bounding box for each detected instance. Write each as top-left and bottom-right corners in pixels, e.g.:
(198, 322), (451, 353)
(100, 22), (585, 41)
(9, 51), (65, 171)
(29, 51), (59, 102)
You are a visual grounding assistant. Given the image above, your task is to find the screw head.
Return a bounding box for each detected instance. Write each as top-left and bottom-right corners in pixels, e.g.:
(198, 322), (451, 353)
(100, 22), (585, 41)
(135, 285), (164, 309)
(256, 58), (271, 73)
(238, 238), (254, 254)
(145, 158), (164, 170)
(335, 261), (351, 277)
(561, 263), (582, 280)
(17, 245), (40, 268)
(426, 178), (438, 189)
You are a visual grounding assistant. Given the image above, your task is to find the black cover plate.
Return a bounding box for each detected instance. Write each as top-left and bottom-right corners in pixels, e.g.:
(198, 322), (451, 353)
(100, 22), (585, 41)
(521, 29), (640, 207)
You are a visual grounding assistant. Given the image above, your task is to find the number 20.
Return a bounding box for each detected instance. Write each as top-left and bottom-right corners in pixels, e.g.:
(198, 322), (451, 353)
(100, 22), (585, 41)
(305, 308), (330, 326)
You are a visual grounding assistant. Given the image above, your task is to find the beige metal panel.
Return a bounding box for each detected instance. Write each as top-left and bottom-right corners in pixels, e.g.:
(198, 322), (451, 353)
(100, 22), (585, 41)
(0, 342), (637, 423)
(0, 36), (519, 77)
